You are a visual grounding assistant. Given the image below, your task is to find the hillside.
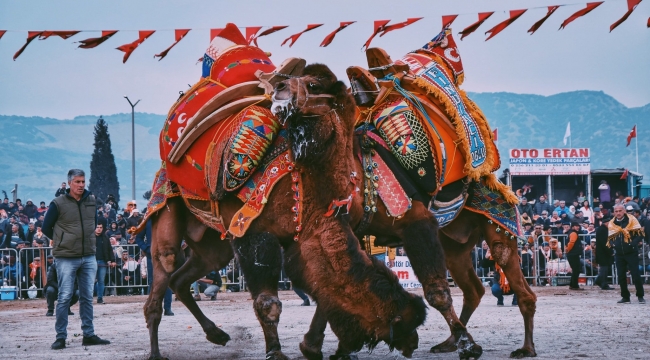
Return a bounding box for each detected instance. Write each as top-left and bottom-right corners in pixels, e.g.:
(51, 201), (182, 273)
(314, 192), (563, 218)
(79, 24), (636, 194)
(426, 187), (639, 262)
(1, 90), (648, 207)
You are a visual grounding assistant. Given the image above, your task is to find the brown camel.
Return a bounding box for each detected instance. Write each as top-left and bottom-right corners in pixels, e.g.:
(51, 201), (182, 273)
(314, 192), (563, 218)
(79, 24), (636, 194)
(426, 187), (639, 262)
(273, 60), (536, 359)
(144, 63), (427, 360)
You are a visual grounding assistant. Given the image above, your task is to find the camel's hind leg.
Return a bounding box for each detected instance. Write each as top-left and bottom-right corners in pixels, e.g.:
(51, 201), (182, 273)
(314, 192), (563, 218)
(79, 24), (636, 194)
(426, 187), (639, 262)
(144, 198), (186, 360)
(232, 232), (287, 360)
(483, 225), (537, 358)
(431, 230), (485, 354)
(401, 218), (482, 359)
(168, 228), (233, 347)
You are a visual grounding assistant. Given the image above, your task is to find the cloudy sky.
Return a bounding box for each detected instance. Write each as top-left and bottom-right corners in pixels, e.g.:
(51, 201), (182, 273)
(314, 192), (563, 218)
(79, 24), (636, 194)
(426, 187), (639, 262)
(1, 0), (648, 119)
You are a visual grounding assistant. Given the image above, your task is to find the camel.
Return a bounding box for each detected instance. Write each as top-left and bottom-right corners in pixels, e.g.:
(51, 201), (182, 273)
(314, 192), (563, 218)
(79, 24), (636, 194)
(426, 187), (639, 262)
(273, 43), (536, 359)
(143, 63), (427, 360)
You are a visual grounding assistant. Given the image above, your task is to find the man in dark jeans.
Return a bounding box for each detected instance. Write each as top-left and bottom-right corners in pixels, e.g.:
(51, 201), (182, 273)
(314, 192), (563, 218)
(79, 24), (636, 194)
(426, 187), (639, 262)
(610, 205), (645, 304)
(94, 224), (113, 304)
(565, 222), (584, 290)
(44, 261), (78, 317)
(595, 216), (614, 290)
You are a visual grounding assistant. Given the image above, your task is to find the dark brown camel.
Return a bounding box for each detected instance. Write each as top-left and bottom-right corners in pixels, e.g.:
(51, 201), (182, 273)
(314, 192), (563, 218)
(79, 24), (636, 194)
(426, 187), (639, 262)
(144, 63), (427, 360)
(274, 67), (536, 359)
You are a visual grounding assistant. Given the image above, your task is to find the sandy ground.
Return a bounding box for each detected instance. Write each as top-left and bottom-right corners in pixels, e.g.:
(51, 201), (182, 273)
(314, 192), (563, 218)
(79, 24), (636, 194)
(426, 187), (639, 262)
(1, 286), (649, 359)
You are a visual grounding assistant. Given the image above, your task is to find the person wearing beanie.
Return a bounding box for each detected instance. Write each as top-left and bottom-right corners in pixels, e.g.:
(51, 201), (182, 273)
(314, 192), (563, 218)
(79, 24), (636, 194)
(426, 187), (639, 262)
(594, 215), (614, 290)
(565, 222), (584, 290)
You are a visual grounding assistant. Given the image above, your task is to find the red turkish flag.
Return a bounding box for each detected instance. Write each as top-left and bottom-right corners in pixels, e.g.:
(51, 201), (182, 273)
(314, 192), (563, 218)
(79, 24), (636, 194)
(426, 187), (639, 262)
(441, 15), (458, 29)
(559, 2), (604, 30)
(610, 0), (643, 32)
(252, 26), (288, 47)
(621, 169), (629, 180)
(626, 125), (637, 147)
(281, 24), (323, 47)
(154, 29), (190, 61)
(362, 20), (390, 50)
(116, 30), (155, 63)
(492, 128), (498, 142)
(13, 31), (43, 60)
(320, 21), (355, 47)
(0, 30), (6, 40)
(77, 31), (118, 49)
(459, 12), (494, 40)
(245, 27), (262, 45)
(379, 17), (422, 37)
(485, 10), (527, 41)
(39, 31), (80, 40)
(528, 6), (560, 34)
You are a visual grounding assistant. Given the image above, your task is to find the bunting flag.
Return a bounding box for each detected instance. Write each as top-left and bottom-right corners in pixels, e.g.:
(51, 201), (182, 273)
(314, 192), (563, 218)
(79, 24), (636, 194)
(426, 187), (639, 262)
(39, 31), (80, 40)
(154, 29), (190, 61)
(459, 12), (494, 40)
(245, 26), (262, 44)
(610, 0), (643, 32)
(627, 125), (637, 147)
(210, 28), (223, 41)
(441, 15), (458, 29)
(13, 31), (43, 60)
(77, 30), (118, 49)
(379, 17), (423, 36)
(320, 21), (355, 47)
(648, 17), (650, 27)
(0, 30), (6, 40)
(281, 24), (323, 47)
(252, 25), (288, 47)
(559, 2), (604, 30)
(362, 20), (390, 50)
(485, 10), (527, 41)
(116, 30), (155, 63)
(528, 6), (561, 34)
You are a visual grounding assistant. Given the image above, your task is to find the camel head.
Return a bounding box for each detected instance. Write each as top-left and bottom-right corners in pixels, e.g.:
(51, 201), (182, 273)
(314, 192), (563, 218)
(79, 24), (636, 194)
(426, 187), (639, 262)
(271, 63), (355, 164)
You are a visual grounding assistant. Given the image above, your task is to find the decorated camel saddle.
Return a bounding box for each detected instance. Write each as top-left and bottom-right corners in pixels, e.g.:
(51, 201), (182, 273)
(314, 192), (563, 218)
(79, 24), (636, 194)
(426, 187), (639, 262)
(143, 23), (305, 238)
(348, 27), (521, 236)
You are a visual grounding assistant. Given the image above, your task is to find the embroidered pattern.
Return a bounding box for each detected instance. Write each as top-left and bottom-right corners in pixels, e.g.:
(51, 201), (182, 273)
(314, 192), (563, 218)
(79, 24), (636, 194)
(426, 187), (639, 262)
(465, 179), (521, 237)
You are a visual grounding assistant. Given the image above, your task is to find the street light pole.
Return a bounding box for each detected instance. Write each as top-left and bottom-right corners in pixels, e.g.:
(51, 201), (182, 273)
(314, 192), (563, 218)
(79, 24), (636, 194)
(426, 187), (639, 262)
(124, 96), (140, 202)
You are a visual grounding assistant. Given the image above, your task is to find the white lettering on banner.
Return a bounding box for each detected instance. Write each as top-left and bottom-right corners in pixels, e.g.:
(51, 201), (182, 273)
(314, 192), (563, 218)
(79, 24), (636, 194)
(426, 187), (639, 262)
(509, 148), (590, 175)
(385, 256), (422, 289)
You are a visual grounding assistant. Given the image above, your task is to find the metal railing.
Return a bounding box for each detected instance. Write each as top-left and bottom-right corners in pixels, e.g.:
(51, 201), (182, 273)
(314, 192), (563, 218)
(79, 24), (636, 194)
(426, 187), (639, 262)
(1, 248), (20, 300)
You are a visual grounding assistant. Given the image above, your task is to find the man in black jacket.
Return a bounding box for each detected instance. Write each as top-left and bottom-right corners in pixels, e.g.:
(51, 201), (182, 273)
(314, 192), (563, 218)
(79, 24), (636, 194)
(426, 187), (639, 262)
(44, 262), (78, 317)
(94, 224), (113, 304)
(609, 205), (645, 304)
(594, 216), (614, 290)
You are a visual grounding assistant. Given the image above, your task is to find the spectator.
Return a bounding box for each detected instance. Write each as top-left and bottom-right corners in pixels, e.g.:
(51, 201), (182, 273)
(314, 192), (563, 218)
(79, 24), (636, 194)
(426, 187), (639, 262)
(533, 195), (553, 216)
(580, 201), (594, 224)
(105, 194), (119, 212)
(638, 239), (650, 283)
(548, 238), (563, 260)
(7, 202), (17, 217)
(105, 222), (122, 244)
(2, 254), (23, 287)
(577, 191), (586, 203)
(9, 224), (26, 246)
(44, 261), (78, 317)
(598, 180), (611, 208)
(593, 207), (603, 227)
(573, 210), (584, 224)
(23, 199), (38, 220)
(0, 198), (9, 212)
(554, 201), (569, 217)
(35, 215), (45, 229)
(527, 224), (544, 247)
(537, 242), (551, 285)
(550, 211), (561, 224)
(517, 198), (533, 219)
(94, 224), (113, 304)
(197, 271), (223, 300)
(115, 214), (127, 238)
(582, 239), (597, 276)
(521, 214), (533, 230)
(565, 222), (583, 290)
(26, 223), (37, 244)
(520, 244), (534, 279)
(32, 227), (50, 247)
(54, 182), (67, 197)
(535, 211), (551, 228)
(584, 223), (596, 241)
(116, 252), (141, 295)
(126, 208), (143, 230)
(594, 216), (614, 290)
(0, 229), (5, 249)
(483, 249), (517, 306)
(98, 211), (109, 231)
(609, 204), (645, 304)
(37, 201), (48, 217)
(479, 240), (495, 277)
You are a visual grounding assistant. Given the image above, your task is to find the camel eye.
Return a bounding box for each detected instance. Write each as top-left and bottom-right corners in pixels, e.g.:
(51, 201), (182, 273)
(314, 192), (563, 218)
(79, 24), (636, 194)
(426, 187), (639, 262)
(308, 82), (322, 91)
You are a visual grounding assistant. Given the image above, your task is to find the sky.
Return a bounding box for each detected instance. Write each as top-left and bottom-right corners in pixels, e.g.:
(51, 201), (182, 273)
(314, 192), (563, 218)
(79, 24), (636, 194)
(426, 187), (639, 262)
(0, 0), (649, 119)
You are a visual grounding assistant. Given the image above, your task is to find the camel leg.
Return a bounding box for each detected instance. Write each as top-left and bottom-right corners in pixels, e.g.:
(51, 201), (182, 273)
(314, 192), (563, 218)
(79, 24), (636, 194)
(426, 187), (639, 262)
(431, 231), (485, 354)
(300, 303), (328, 360)
(402, 219), (482, 359)
(144, 200), (186, 360)
(232, 232), (287, 360)
(168, 232), (233, 347)
(484, 231), (537, 358)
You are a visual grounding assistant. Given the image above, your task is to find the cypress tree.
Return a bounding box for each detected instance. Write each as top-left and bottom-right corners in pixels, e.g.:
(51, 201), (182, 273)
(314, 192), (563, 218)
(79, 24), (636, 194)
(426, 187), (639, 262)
(89, 116), (120, 205)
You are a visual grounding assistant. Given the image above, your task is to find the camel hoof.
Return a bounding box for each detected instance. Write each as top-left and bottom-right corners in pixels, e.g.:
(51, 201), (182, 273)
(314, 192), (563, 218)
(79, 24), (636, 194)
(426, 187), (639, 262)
(148, 354), (169, 360)
(457, 335), (483, 360)
(206, 328), (231, 346)
(431, 339), (457, 353)
(265, 350), (289, 360)
(329, 354), (358, 360)
(299, 340), (324, 360)
(510, 348), (537, 358)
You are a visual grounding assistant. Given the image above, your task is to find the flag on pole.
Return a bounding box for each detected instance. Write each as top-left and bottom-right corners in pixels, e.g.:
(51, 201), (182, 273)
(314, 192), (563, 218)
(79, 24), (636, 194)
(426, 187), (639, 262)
(621, 168), (629, 180)
(626, 125), (637, 147)
(492, 128), (498, 141)
(563, 122), (571, 145)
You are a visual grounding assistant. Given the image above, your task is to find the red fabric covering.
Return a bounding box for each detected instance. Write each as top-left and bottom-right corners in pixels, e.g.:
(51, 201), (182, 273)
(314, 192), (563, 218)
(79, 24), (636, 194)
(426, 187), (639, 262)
(610, 0), (643, 32)
(559, 2), (603, 30)
(320, 21), (355, 47)
(363, 20), (390, 50)
(206, 46), (274, 86)
(154, 29), (190, 61)
(459, 12), (494, 40)
(116, 30), (155, 63)
(281, 24), (323, 47)
(485, 10), (527, 41)
(77, 30), (118, 49)
(528, 6), (560, 34)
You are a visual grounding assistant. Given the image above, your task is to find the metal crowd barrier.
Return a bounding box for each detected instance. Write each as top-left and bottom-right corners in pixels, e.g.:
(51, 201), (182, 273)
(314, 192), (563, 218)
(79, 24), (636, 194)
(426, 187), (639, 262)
(1, 248), (21, 300)
(103, 244), (147, 296)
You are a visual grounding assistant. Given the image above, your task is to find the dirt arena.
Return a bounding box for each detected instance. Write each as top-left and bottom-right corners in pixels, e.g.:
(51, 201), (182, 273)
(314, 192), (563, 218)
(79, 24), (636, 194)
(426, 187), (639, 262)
(1, 286), (648, 359)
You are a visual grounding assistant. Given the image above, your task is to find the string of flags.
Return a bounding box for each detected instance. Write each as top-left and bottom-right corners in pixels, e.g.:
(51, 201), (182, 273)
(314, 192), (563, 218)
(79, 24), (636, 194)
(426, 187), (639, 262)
(0, 0), (646, 62)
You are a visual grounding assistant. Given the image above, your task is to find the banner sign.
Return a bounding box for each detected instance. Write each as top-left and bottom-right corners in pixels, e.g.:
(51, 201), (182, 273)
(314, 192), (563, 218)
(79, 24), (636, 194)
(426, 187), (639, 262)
(509, 148), (590, 175)
(385, 256), (422, 289)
